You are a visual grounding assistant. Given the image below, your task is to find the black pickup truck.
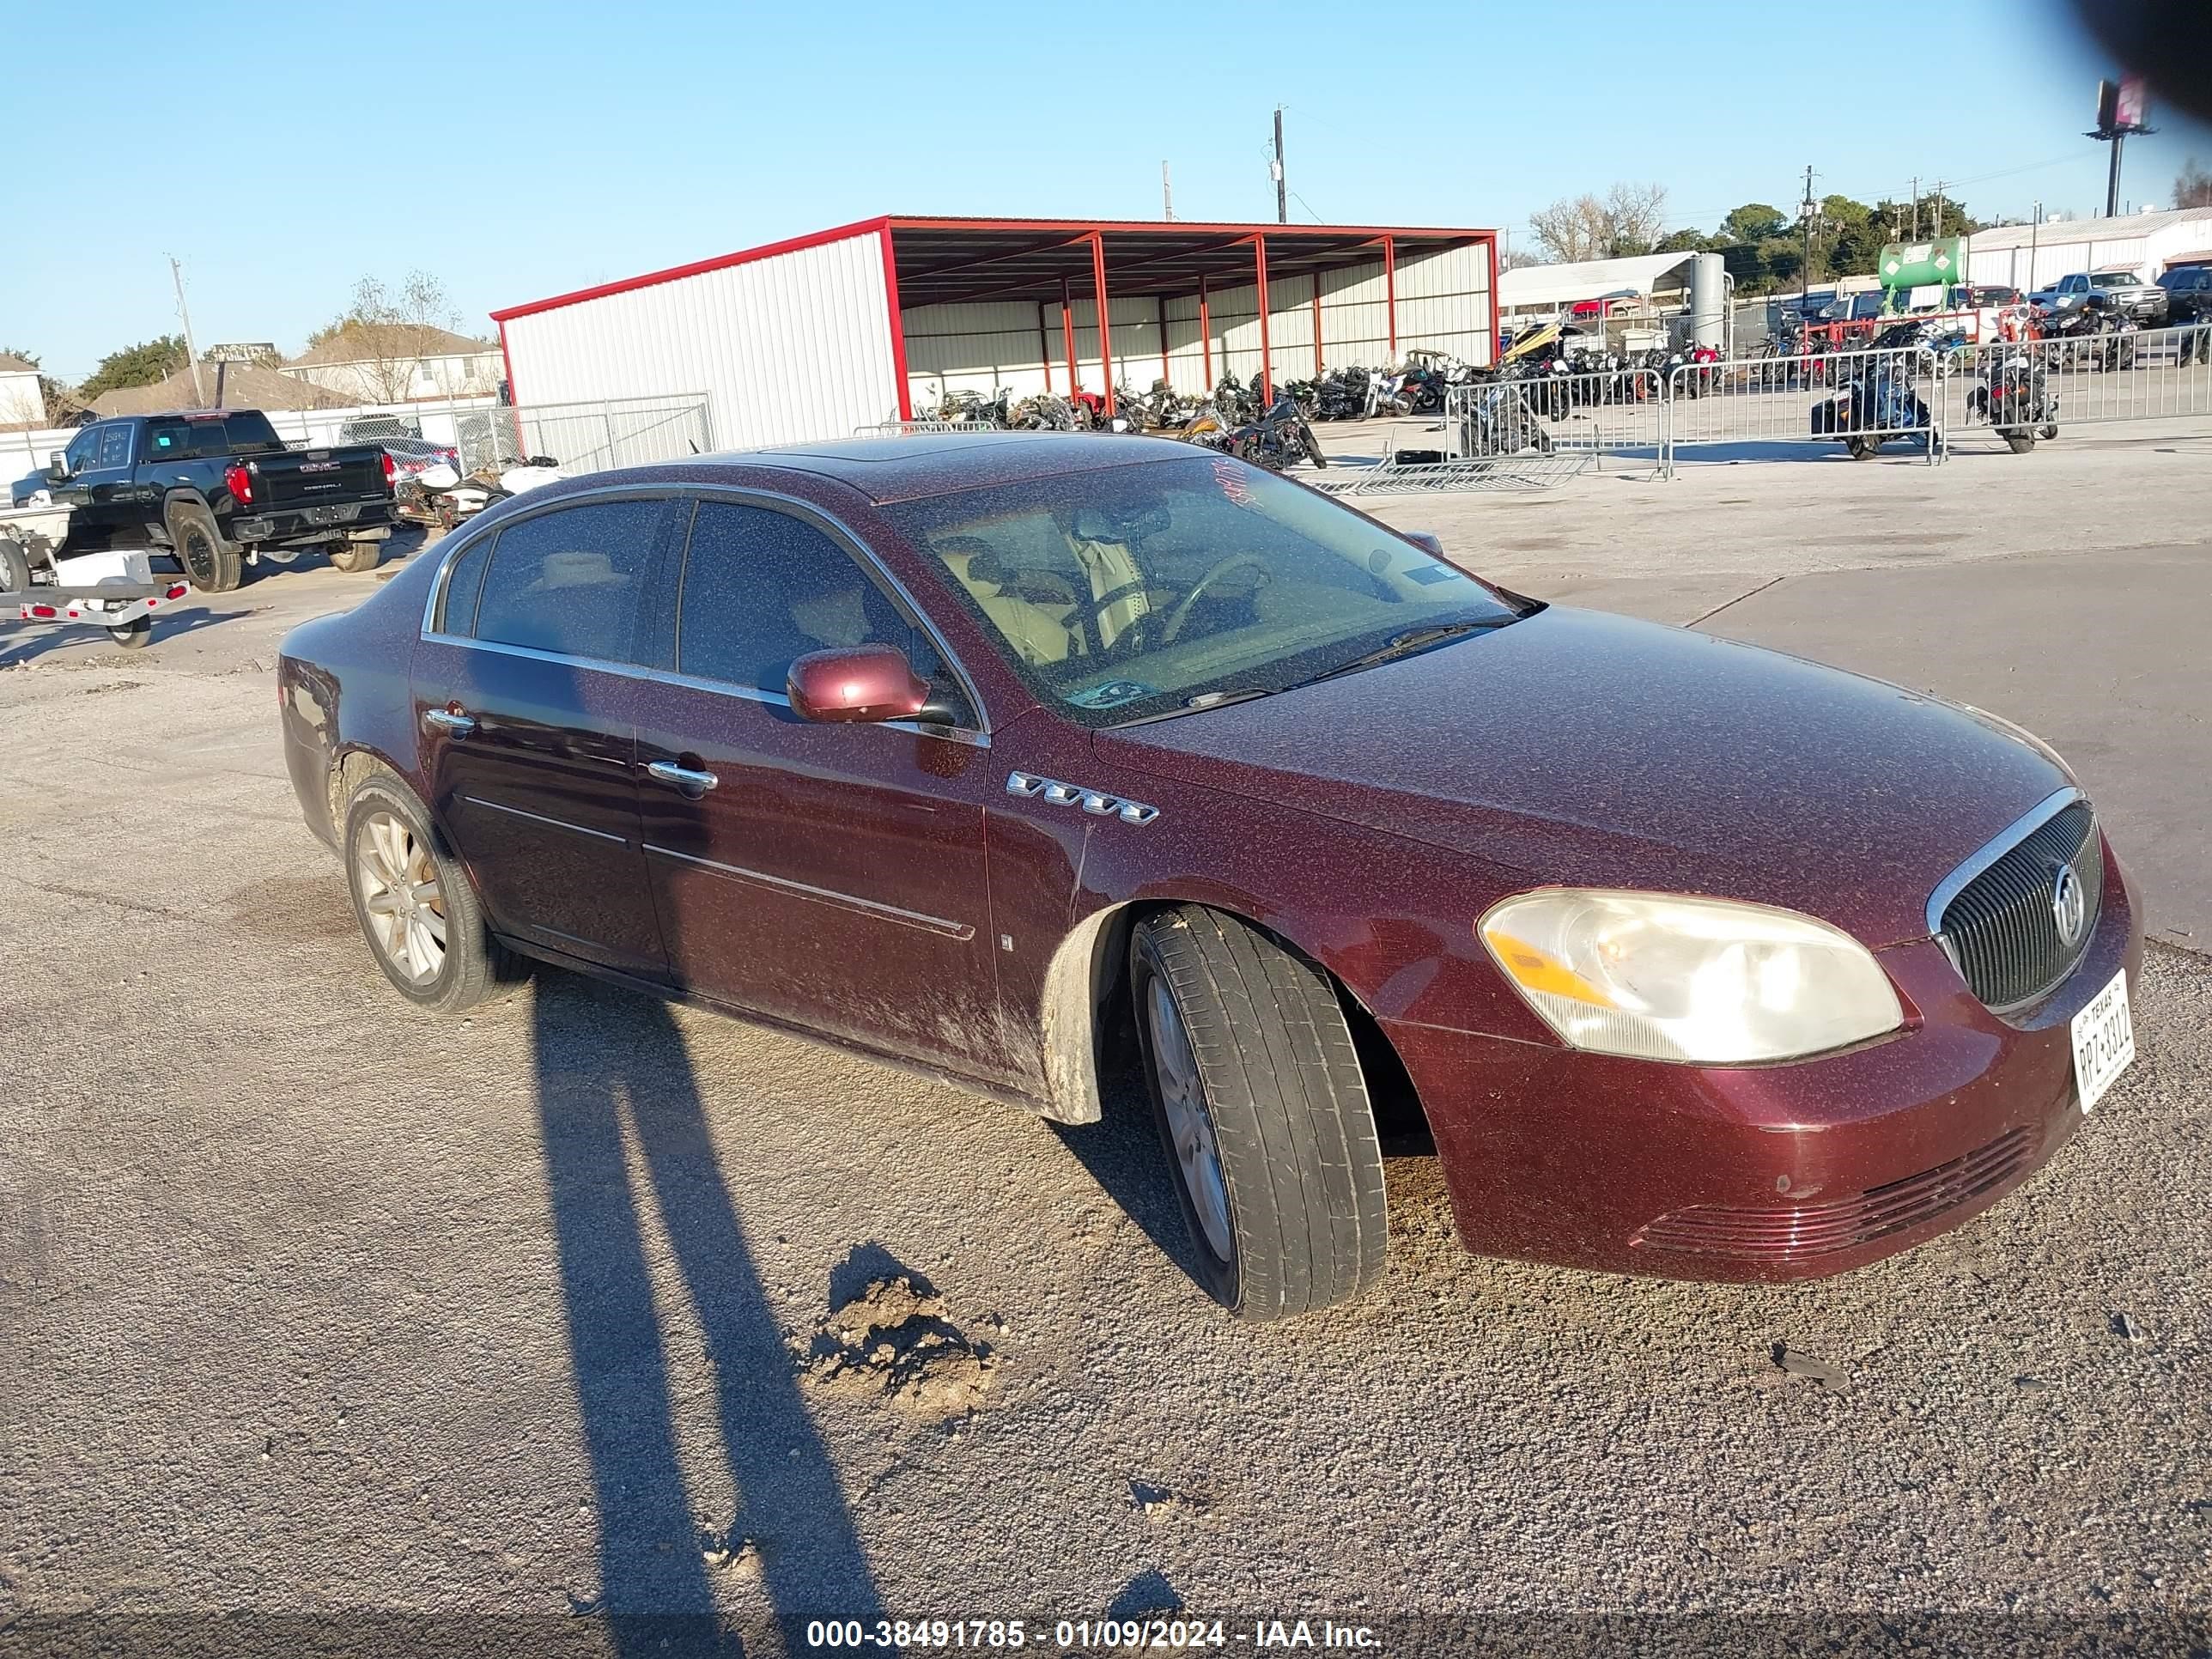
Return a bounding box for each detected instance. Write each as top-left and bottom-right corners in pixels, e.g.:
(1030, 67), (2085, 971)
(21, 409), (398, 591)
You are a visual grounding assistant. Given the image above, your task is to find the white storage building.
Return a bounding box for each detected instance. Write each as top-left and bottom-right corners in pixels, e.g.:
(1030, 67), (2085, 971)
(1966, 206), (2212, 292)
(492, 215), (1499, 450)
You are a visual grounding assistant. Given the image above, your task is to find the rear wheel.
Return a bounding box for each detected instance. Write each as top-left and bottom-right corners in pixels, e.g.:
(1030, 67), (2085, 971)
(343, 773), (519, 1014)
(1129, 906), (1389, 1320)
(1845, 435), (1878, 459)
(106, 617), (152, 648)
(2003, 431), (2037, 453)
(168, 501), (241, 592)
(0, 538), (30, 595)
(327, 538), (382, 574)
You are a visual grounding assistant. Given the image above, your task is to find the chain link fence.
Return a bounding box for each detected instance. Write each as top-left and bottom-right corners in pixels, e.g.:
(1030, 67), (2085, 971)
(453, 393), (714, 476)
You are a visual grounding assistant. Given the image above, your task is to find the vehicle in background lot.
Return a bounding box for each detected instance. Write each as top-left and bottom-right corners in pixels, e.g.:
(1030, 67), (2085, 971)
(2033, 269), (2168, 325)
(277, 436), (2142, 1320)
(2156, 266), (2212, 362)
(24, 410), (397, 592)
(372, 434), (465, 484)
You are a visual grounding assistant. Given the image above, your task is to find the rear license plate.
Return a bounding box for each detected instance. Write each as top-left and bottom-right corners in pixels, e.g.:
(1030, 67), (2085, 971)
(303, 504), (359, 526)
(2070, 968), (2135, 1115)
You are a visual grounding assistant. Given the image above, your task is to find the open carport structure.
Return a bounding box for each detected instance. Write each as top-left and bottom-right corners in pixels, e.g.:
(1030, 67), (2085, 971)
(493, 215), (1499, 448)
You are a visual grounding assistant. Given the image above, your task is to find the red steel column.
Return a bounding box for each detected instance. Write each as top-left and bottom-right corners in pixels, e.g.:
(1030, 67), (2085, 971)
(878, 225), (912, 421)
(1254, 234), (1273, 402)
(1037, 302), (1053, 393)
(1091, 233), (1116, 416)
(1312, 271), (1324, 374)
(1198, 274), (1213, 386)
(1485, 233), (1501, 366)
(1382, 234), (1398, 359)
(1060, 276), (1079, 400)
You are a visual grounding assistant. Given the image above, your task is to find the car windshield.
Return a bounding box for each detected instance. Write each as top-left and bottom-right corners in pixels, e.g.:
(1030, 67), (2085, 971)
(881, 453), (1528, 727)
(2089, 273), (2134, 289)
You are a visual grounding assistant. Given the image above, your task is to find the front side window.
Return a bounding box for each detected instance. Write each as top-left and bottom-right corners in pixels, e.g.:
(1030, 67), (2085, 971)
(96, 424), (133, 468)
(63, 428), (101, 473)
(883, 453), (1526, 727)
(471, 497), (665, 664)
(674, 500), (957, 709)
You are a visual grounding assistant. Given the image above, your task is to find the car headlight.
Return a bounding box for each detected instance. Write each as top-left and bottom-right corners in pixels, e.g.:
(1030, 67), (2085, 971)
(1477, 890), (1903, 1064)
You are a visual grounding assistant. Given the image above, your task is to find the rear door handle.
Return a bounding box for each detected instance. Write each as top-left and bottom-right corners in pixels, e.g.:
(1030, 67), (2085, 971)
(646, 760), (718, 793)
(424, 707), (476, 737)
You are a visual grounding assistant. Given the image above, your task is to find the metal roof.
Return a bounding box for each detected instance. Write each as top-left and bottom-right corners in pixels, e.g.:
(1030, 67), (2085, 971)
(492, 214), (1496, 321)
(1966, 207), (2212, 252)
(1498, 251), (1700, 310)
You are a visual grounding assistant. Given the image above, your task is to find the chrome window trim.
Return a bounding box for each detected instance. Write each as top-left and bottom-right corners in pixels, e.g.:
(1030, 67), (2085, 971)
(416, 479), (992, 747)
(1923, 786), (2086, 939)
(643, 842), (975, 939)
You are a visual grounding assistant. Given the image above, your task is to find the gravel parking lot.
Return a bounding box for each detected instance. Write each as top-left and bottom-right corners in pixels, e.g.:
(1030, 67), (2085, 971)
(4, 442), (2209, 1657)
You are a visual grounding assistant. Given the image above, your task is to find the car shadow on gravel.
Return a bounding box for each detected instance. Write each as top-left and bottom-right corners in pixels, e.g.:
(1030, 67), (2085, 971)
(531, 975), (886, 1656)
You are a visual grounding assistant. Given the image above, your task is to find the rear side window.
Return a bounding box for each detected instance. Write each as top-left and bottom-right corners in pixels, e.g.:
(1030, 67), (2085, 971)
(674, 500), (948, 700)
(471, 498), (665, 664)
(434, 533), (494, 635)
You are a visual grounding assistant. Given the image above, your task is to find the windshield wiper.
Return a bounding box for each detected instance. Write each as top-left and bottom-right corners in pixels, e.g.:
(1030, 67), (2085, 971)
(1103, 687), (1273, 729)
(1294, 617), (1510, 689)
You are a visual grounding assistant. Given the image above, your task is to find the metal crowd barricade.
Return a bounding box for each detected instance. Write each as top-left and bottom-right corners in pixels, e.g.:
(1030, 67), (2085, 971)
(1474, 368), (1667, 465)
(1942, 324), (2212, 451)
(1662, 345), (1944, 475)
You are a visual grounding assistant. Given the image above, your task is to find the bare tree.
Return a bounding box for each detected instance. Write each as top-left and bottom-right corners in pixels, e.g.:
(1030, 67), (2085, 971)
(1528, 183), (1670, 263)
(2178, 158), (2212, 210)
(309, 271), (462, 403)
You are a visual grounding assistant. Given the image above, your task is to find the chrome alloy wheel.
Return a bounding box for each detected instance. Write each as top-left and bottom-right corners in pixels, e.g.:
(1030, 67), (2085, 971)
(355, 811), (448, 986)
(1147, 975), (1232, 1261)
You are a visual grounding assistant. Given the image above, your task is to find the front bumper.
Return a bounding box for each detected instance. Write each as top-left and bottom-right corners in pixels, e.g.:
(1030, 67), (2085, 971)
(1387, 841), (2142, 1282)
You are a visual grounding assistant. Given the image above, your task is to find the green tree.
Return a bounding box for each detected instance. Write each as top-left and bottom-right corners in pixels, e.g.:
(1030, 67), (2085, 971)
(79, 336), (188, 402)
(1652, 227), (1713, 254)
(1720, 204), (1789, 244)
(2179, 159), (2212, 210)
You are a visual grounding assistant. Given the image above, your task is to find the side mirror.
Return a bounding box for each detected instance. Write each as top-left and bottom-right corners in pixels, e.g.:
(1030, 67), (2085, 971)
(45, 450), (66, 481)
(787, 644), (931, 725)
(1402, 531), (1446, 558)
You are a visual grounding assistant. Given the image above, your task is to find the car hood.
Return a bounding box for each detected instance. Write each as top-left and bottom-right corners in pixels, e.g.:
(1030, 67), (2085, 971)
(1092, 605), (2069, 947)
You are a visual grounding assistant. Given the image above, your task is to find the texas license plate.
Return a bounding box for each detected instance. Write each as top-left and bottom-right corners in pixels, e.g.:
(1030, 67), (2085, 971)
(304, 504), (358, 526)
(2069, 969), (2135, 1115)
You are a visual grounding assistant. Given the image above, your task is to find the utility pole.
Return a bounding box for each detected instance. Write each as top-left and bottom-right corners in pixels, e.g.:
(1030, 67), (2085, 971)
(2106, 136), (2126, 217)
(2028, 199), (2041, 292)
(169, 255), (206, 406)
(1931, 179), (1947, 240)
(1271, 106), (1287, 225)
(1162, 161), (1174, 222)
(1910, 176), (1919, 240)
(1799, 165), (1817, 302)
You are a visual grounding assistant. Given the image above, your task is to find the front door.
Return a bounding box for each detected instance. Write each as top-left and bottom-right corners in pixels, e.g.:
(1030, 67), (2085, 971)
(416, 493), (678, 977)
(52, 422), (137, 541)
(631, 496), (1011, 1081)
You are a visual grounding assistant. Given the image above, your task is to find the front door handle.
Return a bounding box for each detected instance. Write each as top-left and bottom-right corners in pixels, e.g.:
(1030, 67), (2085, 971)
(424, 707), (476, 737)
(646, 759), (719, 793)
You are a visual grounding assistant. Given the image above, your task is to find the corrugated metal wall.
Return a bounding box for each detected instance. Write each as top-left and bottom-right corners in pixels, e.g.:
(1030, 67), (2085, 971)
(501, 229), (899, 448)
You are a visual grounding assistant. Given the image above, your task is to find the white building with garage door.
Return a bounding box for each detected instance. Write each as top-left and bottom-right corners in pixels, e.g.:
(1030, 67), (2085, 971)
(1966, 206), (2212, 292)
(491, 215), (1499, 450)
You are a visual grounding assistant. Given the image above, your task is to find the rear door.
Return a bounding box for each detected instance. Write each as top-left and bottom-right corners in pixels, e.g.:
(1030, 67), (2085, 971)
(631, 495), (1012, 1080)
(415, 492), (680, 977)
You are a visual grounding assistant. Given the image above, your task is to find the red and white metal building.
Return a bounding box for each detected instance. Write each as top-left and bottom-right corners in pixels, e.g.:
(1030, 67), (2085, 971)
(491, 215), (1499, 449)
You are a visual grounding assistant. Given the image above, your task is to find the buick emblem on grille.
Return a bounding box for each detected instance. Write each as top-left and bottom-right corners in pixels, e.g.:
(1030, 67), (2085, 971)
(2051, 863), (2087, 947)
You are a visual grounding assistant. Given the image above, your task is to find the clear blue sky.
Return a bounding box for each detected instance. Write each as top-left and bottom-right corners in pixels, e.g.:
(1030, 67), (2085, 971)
(9, 0), (2206, 383)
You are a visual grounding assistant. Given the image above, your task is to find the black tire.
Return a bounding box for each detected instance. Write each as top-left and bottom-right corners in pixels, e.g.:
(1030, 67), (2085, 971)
(167, 501), (241, 592)
(1129, 906), (1388, 1320)
(106, 617), (152, 648)
(0, 538), (29, 595)
(1846, 435), (1878, 459)
(343, 772), (520, 1014)
(327, 538), (382, 574)
(2003, 431), (2036, 453)
(2039, 422), (2059, 441)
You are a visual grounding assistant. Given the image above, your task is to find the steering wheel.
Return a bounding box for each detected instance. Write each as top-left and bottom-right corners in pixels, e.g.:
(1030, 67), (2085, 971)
(1066, 580), (1158, 662)
(1162, 553), (1271, 644)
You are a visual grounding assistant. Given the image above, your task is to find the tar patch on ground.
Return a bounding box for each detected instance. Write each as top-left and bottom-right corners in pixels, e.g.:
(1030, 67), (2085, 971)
(797, 1273), (995, 1419)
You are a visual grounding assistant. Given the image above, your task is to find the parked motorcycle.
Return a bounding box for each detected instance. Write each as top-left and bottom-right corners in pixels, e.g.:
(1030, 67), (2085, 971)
(1228, 392), (1328, 471)
(1458, 381), (1555, 458)
(1810, 356), (1933, 459)
(1968, 348), (2059, 453)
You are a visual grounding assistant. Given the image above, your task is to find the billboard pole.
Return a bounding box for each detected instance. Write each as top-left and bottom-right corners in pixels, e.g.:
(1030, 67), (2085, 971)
(2090, 76), (2154, 219)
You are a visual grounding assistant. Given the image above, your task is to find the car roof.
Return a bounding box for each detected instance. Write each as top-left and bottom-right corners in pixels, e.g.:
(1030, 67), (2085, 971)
(697, 432), (1197, 505)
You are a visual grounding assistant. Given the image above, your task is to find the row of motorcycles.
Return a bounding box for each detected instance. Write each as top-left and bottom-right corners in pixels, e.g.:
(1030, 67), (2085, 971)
(1804, 317), (2060, 457)
(926, 374), (1328, 470)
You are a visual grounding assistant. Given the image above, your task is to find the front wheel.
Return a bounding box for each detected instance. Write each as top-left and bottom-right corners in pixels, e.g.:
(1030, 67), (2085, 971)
(1845, 435), (1878, 459)
(2003, 431), (2037, 453)
(1129, 906), (1389, 1320)
(0, 538), (30, 594)
(106, 617), (152, 648)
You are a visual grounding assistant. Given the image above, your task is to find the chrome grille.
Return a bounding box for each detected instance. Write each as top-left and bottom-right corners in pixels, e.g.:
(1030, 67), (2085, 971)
(1936, 800), (2102, 1011)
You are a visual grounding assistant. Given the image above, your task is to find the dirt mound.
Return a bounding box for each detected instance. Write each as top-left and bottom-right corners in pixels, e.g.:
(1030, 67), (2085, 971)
(799, 1273), (995, 1419)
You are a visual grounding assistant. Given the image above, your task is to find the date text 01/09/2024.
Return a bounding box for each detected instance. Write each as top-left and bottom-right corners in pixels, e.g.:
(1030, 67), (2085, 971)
(802, 1619), (1383, 1650)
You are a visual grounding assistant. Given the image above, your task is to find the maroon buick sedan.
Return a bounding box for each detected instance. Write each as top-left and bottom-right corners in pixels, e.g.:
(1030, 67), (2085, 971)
(278, 435), (2141, 1319)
